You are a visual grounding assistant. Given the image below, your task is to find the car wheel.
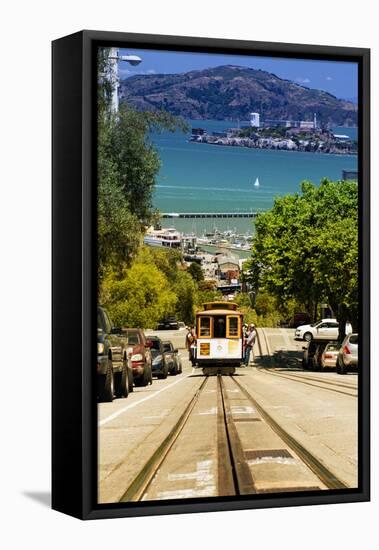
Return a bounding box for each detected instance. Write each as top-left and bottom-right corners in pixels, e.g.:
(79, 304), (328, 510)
(128, 365), (134, 392)
(114, 362), (129, 398)
(161, 363), (168, 379)
(303, 332), (313, 342)
(337, 357), (347, 375)
(149, 365), (153, 384)
(99, 361), (114, 402)
(139, 363), (150, 386)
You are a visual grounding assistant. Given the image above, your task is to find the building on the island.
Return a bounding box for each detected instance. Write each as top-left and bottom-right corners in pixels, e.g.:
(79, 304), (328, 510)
(191, 127), (206, 136)
(299, 120), (315, 129)
(212, 131), (227, 137)
(250, 112), (260, 128)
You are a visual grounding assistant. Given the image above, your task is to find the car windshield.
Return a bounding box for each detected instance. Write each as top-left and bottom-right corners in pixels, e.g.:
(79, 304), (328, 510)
(150, 339), (161, 350)
(349, 335), (358, 345)
(326, 344), (339, 351)
(163, 343), (172, 352)
(126, 332), (139, 345)
(310, 319), (322, 327)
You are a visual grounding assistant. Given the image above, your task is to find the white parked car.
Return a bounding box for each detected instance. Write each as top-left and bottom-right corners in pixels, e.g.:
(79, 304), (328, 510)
(295, 319), (339, 342)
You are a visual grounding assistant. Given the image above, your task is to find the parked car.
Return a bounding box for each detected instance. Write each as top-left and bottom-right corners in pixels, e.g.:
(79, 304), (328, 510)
(309, 340), (339, 370)
(157, 316), (179, 330)
(149, 336), (169, 379)
(319, 341), (340, 369)
(97, 306), (133, 402)
(289, 312), (311, 328)
(162, 341), (182, 375)
(295, 318), (339, 342)
(124, 328), (153, 387)
(337, 333), (358, 374)
(302, 340), (320, 370)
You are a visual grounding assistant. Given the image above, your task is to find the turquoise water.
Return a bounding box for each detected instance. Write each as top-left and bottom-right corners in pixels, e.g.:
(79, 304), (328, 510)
(151, 119), (357, 235)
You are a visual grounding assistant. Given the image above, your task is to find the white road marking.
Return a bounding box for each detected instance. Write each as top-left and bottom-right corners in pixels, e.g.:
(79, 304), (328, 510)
(231, 405), (256, 414)
(99, 374), (192, 427)
(197, 407), (218, 415)
(248, 457), (298, 466)
(153, 460), (216, 499)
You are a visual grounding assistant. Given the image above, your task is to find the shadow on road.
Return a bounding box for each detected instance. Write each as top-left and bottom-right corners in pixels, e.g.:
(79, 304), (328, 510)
(256, 350), (304, 371)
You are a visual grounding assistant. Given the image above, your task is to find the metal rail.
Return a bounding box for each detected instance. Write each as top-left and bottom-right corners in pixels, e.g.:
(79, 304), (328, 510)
(258, 328), (357, 398)
(258, 368), (358, 398)
(119, 363), (349, 502)
(119, 377), (209, 502)
(230, 376), (349, 490)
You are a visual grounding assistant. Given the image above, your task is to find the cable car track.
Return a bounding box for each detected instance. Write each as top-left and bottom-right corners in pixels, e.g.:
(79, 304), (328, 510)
(119, 372), (348, 502)
(257, 368), (358, 398)
(258, 328), (358, 397)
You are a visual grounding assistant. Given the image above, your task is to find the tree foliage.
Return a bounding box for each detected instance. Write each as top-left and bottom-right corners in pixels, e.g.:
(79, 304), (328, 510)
(100, 263), (177, 329)
(96, 48), (188, 280)
(248, 179), (358, 333)
(187, 261), (204, 282)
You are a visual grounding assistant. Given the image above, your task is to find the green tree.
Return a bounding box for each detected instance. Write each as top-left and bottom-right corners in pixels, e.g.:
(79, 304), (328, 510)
(187, 262), (204, 282)
(173, 271), (197, 324)
(249, 179), (358, 338)
(100, 263), (177, 328)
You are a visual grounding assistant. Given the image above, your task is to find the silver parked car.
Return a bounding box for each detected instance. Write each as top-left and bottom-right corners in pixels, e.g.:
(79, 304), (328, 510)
(337, 333), (358, 374)
(319, 341), (340, 369)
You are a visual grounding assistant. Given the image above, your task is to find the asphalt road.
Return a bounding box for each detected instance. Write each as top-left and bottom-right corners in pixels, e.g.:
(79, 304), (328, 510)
(98, 327), (358, 503)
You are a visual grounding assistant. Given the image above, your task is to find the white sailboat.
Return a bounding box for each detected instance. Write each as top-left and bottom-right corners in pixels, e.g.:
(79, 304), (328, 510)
(253, 177), (260, 187)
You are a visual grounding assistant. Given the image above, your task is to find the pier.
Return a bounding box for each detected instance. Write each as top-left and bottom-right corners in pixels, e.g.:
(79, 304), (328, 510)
(161, 212), (259, 219)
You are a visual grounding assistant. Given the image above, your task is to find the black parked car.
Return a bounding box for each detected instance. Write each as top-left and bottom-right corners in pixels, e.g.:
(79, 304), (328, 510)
(97, 306), (134, 402)
(157, 316), (179, 330)
(149, 336), (169, 379)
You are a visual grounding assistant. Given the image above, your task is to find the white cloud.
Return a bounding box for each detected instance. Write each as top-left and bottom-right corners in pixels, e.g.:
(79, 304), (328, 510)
(326, 76), (333, 81)
(295, 77), (311, 84)
(118, 67), (132, 77)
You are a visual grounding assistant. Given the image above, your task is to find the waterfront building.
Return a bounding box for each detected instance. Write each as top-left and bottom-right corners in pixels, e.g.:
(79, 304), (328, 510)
(299, 120), (315, 129)
(216, 256), (240, 281)
(250, 112), (260, 128)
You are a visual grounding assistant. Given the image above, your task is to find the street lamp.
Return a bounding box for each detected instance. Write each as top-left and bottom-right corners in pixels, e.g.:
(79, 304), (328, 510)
(108, 48), (142, 112)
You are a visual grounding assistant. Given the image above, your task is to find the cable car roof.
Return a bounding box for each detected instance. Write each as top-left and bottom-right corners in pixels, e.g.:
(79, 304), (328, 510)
(202, 301), (238, 311)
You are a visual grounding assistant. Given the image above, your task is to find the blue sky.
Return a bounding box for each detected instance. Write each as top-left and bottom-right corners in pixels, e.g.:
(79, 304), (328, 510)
(119, 48), (358, 101)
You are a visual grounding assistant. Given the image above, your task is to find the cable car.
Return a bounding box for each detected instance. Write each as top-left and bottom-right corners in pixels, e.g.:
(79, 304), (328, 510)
(194, 301), (244, 375)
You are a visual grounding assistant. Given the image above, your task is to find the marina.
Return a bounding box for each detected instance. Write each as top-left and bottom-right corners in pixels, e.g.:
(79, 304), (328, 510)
(161, 211), (258, 219)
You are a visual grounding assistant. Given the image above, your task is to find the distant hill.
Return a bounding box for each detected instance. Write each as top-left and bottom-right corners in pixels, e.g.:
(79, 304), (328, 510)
(119, 65), (357, 127)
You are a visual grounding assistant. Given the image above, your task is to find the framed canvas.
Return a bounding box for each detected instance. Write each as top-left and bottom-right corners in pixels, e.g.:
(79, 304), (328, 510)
(52, 30), (370, 520)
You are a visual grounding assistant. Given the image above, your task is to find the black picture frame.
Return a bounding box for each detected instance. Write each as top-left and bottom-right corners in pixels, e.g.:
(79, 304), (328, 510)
(52, 30), (370, 520)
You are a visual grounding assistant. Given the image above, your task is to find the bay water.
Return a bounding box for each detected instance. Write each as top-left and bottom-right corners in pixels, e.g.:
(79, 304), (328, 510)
(151, 119), (357, 237)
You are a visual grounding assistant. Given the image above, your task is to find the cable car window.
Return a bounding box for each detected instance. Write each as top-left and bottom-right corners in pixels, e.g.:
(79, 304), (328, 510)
(199, 317), (211, 337)
(214, 315), (226, 338)
(227, 316), (239, 337)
